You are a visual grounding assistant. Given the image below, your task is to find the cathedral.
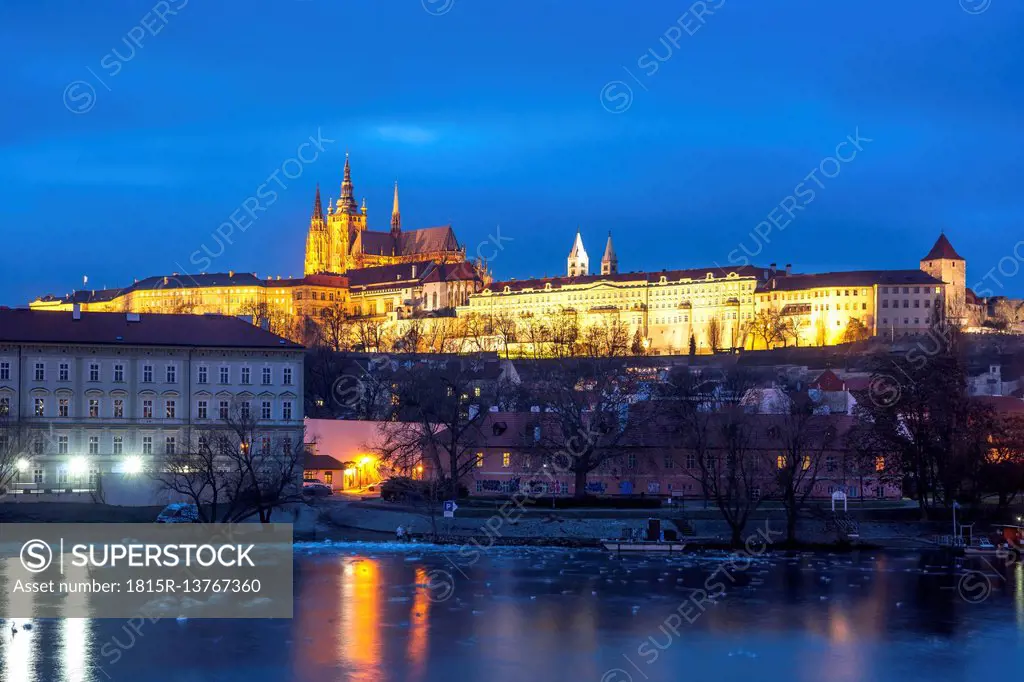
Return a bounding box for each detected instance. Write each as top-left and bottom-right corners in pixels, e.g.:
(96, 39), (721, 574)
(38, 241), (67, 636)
(304, 154), (466, 275)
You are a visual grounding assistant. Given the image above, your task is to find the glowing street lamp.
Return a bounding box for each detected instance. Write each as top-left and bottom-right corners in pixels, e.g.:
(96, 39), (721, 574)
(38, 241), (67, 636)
(15, 458), (29, 472)
(68, 456), (88, 475)
(123, 456), (144, 475)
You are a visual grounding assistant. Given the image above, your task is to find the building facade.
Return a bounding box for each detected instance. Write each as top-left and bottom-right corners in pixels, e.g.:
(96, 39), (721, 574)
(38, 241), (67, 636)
(0, 309), (304, 493)
(457, 232), (960, 355)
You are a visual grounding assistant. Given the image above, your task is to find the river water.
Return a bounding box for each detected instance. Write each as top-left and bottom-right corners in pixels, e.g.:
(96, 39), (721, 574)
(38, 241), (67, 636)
(0, 543), (1020, 682)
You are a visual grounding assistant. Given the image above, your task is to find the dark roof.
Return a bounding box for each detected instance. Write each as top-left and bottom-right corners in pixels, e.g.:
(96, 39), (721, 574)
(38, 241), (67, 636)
(346, 261), (436, 288)
(399, 226), (460, 256)
(922, 234), (964, 261)
(0, 309), (302, 349)
(355, 226), (462, 259)
(421, 261), (480, 284)
(304, 453), (347, 470)
(487, 266), (769, 293)
(974, 396), (1024, 414)
(34, 272), (348, 304)
(763, 270), (942, 292)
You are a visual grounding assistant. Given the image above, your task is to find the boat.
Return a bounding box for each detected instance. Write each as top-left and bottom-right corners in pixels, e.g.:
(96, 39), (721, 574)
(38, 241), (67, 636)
(602, 541), (687, 554)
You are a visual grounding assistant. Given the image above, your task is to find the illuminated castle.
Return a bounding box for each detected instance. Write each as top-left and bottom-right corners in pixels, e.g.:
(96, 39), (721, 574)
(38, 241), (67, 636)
(304, 154), (465, 276)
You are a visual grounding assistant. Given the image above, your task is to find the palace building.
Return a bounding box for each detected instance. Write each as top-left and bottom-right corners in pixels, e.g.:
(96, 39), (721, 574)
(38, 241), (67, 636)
(31, 157), (484, 338)
(459, 232), (965, 355)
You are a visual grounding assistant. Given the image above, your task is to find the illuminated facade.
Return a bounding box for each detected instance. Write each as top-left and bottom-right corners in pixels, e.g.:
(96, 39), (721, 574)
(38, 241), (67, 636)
(0, 309), (304, 492)
(459, 233), (958, 355)
(30, 155), (483, 338)
(304, 155), (466, 276)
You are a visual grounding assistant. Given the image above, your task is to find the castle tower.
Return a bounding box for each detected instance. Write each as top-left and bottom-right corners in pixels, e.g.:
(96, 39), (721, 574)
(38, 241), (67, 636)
(600, 231), (618, 275)
(391, 181), (401, 236)
(327, 153), (367, 273)
(304, 184), (330, 275)
(567, 229), (589, 277)
(920, 232), (967, 323)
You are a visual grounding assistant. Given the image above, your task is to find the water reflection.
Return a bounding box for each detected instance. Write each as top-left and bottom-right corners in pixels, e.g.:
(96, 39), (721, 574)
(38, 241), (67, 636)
(0, 549), (1021, 682)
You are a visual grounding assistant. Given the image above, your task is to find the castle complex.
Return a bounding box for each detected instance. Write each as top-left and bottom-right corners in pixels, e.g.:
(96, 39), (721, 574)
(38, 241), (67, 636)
(31, 158), (483, 339)
(461, 232), (968, 354)
(28, 154), (977, 355)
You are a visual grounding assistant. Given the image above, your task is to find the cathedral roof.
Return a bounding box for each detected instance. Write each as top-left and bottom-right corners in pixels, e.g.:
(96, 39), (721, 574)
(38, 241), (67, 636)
(356, 225), (461, 258)
(922, 233), (964, 261)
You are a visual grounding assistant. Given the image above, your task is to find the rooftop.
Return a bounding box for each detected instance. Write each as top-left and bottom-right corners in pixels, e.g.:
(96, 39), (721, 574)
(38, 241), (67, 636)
(0, 309), (302, 349)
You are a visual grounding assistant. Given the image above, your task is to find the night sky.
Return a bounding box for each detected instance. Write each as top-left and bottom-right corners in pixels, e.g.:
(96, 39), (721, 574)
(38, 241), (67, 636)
(2, 0), (1022, 306)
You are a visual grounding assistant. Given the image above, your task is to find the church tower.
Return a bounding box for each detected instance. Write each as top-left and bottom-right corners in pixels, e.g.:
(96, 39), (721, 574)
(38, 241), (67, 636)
(567, 229), (589, 277)
(304, 184), (330, 275)
(326, 153), (367, 273)
(920, 232), (967, 323)
(600, 231), (618, 275)
(391, 182), (401, 236)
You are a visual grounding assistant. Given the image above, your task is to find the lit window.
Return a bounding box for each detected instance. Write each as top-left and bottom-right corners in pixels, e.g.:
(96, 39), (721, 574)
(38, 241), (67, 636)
(476, 452), (484, 468)
(166, 400), (176, 419)
(502, 452), (510, 468)
(776, 455), (786, 469)
(875, 456), (885, 472)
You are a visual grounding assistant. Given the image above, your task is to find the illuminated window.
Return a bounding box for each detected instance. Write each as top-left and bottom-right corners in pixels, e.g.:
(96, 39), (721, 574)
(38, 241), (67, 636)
(113, 399), (124, 418)
(59, 398), (70, 418)
(89, 399), (100, 418)
(776, 455), (786, 469)
(142, 400), (153, 419)
(502, 452), (510, 468)
(875, 456), (885, 472)
(802, 456), (810, 471)
(34, 398), (45, 416)
(165, 400), (176, 419)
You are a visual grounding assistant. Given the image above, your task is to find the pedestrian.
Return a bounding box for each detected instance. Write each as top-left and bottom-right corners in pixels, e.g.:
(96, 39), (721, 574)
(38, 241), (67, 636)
(396, 525), (405, 542)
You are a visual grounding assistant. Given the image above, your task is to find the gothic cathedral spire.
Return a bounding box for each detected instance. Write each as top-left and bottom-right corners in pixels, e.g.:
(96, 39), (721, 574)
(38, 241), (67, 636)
(339, 152), (358, 214)
(312, 183), (324, 221)
(391, 181), (401, 235)
(304, 184), (330, 276)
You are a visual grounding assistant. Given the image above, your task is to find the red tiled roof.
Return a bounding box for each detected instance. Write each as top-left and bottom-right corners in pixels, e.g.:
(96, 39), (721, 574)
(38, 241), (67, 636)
(0, 309), (302, 349)
(487, 266), (769, 294)
(922, 234), (964, 261)
(810, 369), (846, 391)
(763, 270), (942, 293)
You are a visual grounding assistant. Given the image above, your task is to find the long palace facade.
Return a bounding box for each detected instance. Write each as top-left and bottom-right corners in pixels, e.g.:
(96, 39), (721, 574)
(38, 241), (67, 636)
(29, 154), (971, 354)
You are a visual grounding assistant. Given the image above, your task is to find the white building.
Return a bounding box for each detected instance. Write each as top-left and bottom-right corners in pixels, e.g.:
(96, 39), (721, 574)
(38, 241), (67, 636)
(0, 308), (304, 495)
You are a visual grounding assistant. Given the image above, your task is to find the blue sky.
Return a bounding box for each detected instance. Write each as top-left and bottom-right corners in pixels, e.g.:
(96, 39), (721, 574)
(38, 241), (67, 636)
(1, 0), (1022, 305)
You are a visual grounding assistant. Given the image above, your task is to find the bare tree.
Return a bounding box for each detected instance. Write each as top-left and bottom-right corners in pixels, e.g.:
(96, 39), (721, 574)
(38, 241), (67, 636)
(662, 368), (763, 545)
(354, 318), (388, 352)
(492, 312), (518, 359)
(841, 317), (870, 344)
(523, 360), (643, 498)
(0, 404), (33, 495)
(706, 317), (723, 353)
(318, 301), (353, 352)
(749, 309), (784, 350)
(375, 358), (502, 499)
(769, 389), (831, 544)
(549, 309), (580, 358)
(155, 400), (303, 523)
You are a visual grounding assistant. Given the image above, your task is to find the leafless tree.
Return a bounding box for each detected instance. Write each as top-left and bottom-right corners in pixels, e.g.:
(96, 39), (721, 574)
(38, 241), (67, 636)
(155, 400), (303, 523)
(549, 309), (580, 358)
(523, 360), (643, 498)
(769, 389), (831, 543)
(492, 312), (518, 359)
(841, 317), (870, 344)
(354, 318), (388, 352)
(318, 302), (354, 351)
(749, 309), (784, 350)
(375, 357), (502, 499)
(706, 317), (723, 353)
(0, 404), (34, 495)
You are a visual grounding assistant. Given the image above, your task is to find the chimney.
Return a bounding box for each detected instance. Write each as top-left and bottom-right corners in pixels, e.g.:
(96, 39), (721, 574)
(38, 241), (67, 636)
(229, 270), (234, 278)
(770, 263), (777, 274)
(72, 303), (82, 320)
(785, 264), (792, 275)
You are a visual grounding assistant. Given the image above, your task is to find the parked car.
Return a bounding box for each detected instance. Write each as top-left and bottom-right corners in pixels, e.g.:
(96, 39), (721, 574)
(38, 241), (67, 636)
(303, 477), (324, 485)
(155, 503), (199, 523)
(302, 481), (333, 497)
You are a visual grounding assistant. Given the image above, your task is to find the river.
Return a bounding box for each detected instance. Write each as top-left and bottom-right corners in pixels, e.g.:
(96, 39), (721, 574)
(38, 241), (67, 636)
(1, 543), (1020, 681)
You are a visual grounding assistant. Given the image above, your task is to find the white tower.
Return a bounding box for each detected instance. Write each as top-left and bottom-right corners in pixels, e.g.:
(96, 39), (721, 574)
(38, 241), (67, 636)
(567, 229), (589, 277)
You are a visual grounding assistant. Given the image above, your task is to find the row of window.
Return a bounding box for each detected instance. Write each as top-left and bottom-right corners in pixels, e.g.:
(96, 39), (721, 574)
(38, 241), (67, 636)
(15, 434), (294, 457)
(24, 396), (294, 420)
(880, 286), (940, 295)
(5, 361), (294, 386)
(881, 299), (933, 309)
(472, 452), (884, 472)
